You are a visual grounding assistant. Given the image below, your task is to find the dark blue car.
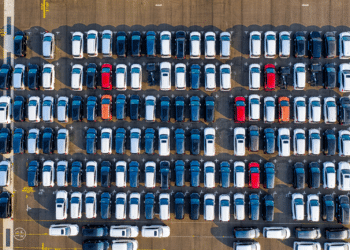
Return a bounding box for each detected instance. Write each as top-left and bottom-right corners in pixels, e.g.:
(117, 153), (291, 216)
(264, 162), (275, 189)
(190, 96), (200, 122)
(130, 95), (140, 120)
(13, 128), (25, 154)
(115, 128), (126, 154)
(175, 96), (185, 122)
(144, 193), (155, 220)
(191, 64), (201, 90)
(220, 161), (231, 188)
(160, 96), (170, 122)
(144, 128), (155, 154)
(100, 192), (111, 219)
(27, 64), (40, 90)
(175, 128), (185, 154)
(129, 161), (139, 188)
(13, 96), (26, 122)
(71, 161), (82, 187)
(86, 63), (97, 89)
(160, 161), (171, 189)
(131, 31), (141, 57)
(264, 128), (275, 154)
(86, 128), (97, 154)
(27, 160), (39, 187)
(146, 31), (156, 57)
(190, 160), (201, 187)
(205, 96), (215, 122)
(175, 192), (185, 220)
(116, 94), (126, 120)
(86, 96), (97, 122)
(190, 193), (200, 220)
(100, 161), (111, 188)
(71, 96), (83, 122)
(249, 193), (260, 221)
(116, 31), (127, 57)
(175, 160), (185, 186)
(191, 129), (200, 155)
(176, 31), (186, 59)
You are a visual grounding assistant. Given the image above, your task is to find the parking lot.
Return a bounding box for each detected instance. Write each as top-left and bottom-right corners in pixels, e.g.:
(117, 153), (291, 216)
(3, 0), (350, 249)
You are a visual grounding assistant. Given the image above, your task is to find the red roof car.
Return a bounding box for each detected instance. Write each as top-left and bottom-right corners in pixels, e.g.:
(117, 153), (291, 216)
(234, 96), (246, 123)
(249, 162), (260, 189)
(101, 63), (112, 90)
(264, 64), (276, 91)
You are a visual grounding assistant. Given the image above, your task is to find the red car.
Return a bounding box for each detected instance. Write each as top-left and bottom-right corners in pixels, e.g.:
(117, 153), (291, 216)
(264, 64), (276, 91)
(234, 96), (246, 123)
(101, 63), (112, 90)
(249, 162), (260, 189)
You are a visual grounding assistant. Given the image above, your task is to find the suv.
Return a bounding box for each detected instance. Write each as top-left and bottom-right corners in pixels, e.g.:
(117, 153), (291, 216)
(264, 64), (276, 90)
(115, 128), (126, 154)
(12, 64), (25, 90)
(294, 63), (306, 90)
(264, 31), (276, 58)
(42, 32), (55, 59)
(338, 97), (350, 125)
(249, 125), (259, 152)
(116, 31), (127, 57)
(175, 160), (185, 187)
(190, 161), (200, 187)
(249, 31), (261, 58)
(220, 32), (231, 59)
(0, 192), (12, 218)
(294, 97), (306, 123)
(159, 193), (170, 220)
(205, 32), (216, 59)
(249, 64), (261, 90)
(116, 94), (126, 120)
(101, 30), (112, 57)
(116, 64), (127, 90)
(294, 32), (307, 57)
(324, 32), (336, 58)
(160, 62), (171, 91)
(190, 193), (200, 220)
(263, 195), (274, 221)
(278, 128), (290, 157)
(0, 161), (10, 187)
(309, 97), (321, 123)
(71, 96), (83, 121)
(56, 161), (68, 187)
(324, 97), (337, 123)
(264, 162), (275, 189)
(57, 129), (69, 155)
(264, 128), (275, 154)
(146, 31), (156, 57)
(294, 162), (305, 189)
(175, 63), (186, 90)
(308, 162), (320, 189)
(0, 64), (12, 90)
(160, 31), (171, 58)
(190, 64), (201, 90)
(293, 129), (306, 155)
(27, 161), (39, 187)
(308, 31), (322, 59)
(176, 31), (186, 59)
(27, 128), (40, 154)
(130, 64), (142, 90)
(340, 32), (350, 59)
(160, 161), (171, 189)
(339, 63), (350, 92)
(323, 162), (336, 189)
(0, 128), (11, 154)
(248, 162), (260, 189)
(190, 96), (200, 122)
(100, 161), (111, 188)
(130, 95), (140, 120)
(86, 96), (97, 122)
(71, 64), (83, 91)
(42, 128), (54, 154)
(338, 161), (350, 191)
(56, 190), (68, 220)
(57, 96), (69, 123)
(27, 96), (40, 123)
(175, 192), (185, 220)
(86, 63), (97, 89)
(205, 96), (215, 122)
(86, 128), (97, 154)
(292, 193), (304, 221)
(131, 31), (141, 57)
(13, 128), (25, 154)
(71, 161), (82, 187)
(42, 96), (54, 123)
(27, 64), (40, 90)
(324, 129), (336, 156)
(190, 31), (201, 59)
(14, 31), (27, 57)
(116, 161), (127, 188)
(279, 31), (291, 58)
(204, 194), (215, 221)
(144, 193), (155, 220)
(324, 64), (336, 89)
(204, 127), (215, 156)
(160, 96), (170, 122)
(71, 32), (83, 59)
(234, 97), (246, 123)
(249, 193), (260, 220)
(336, 195), (350, 224)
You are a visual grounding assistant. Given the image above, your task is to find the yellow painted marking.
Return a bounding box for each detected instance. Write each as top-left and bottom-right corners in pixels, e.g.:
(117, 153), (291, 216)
(27, 233), (48, 236)
(22, 187), (35, 194)
(0, 29), (6, 37)
(26, 195), (28, 198)
(41, 0), (49, 18)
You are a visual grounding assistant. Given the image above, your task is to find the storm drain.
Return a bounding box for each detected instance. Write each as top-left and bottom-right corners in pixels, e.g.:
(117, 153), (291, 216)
(6, 228), (10, 247)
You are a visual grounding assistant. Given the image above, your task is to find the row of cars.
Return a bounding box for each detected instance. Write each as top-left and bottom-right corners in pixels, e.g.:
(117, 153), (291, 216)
(249, 31), (349, 59)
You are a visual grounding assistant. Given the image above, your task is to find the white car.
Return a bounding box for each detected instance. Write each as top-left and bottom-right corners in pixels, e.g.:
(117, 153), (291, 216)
(233, 161), (245, 188)
(249, 94), (260, 121)
(101, 30), (112, 57)
(324, 97), (337, 124)
(86, 161), (97, 188)
(204, 127), (215, 156)
(175, 63), (186, 90)
(115, 64), (127, 90)
(141, 225), (170, 238)
(205, 32), (216, 59)
(71, 64), (83, 91)
(101, 128), (112, 154)
(308, 97), (321, 123)
(307, 194), (319, 222)
(87, 30), (98, 57)
(204, 161), (215, 188)
(234, 127), (246, 156)
(294, 242), (321, 250)
(339, 32), (350, 59)
(294, 97), (306, 123)
(115, 192), (127, 220)
(249, 64), (261, 90)
(292, 193), (304, 221)
(279, 31), (291, 58)
(85, 191), (97, 219)
(263, 227), (290, 239)
(56, 190), (68, 220)
(234, 193), (245, 220)
(144, 161), (156, 188)
(220, 32), (231, 59)
(27, 128), (40, 154)
(129, 192), (140, 220)
(71, 32), (84, 59)
(42, 96), (54, 122)
(264, 97), (275, 123)
(159, 193), (170, 220)
(294, 63), (306, 90)
(112, 240), (138, 250)
(219, 194), (230, 222)
(57, 96), (69, 123)
(204, 193), (215, 221)
(249, 31), (261, 58)
(324, 242), (350, 250)
(145, 96), (156, 121)
(160, 62), (171, 91)
(323, 162), (336, 189)
(0, 96), (11, 124)
(338, 161), (350, 191)
(205, 64), (216, 91)
(293, 129), (306, 156)
(220, 64), (231, 91)
(42, 32), (55, 59)
(0, 161), (10, 186)
(264, 31), (276, 58)
(57, 129), (69, 154)
(56, 161), (68, 187)
(160, 31), (171, 58)
(49, 224), (79, 236)
(339, 63), (350, 92)
(233, 242), (260, 250)
(309, 129), (321, 155)
(42, 64), (55, 90)
(42, 160), (55, 187)
(116, 161), (127, 188)
(278, 128), (290, 157)
(28, 96), (41, 123)
(130, 64), (142, 91)
(70, 192), (82, 219)
(190, 31), (201, 59)
(159, 127), (170, 156)
(110, 225), (139, 238)
(339, 130), (350, 157)
(12, 64), (25, 89)
(130, 128), (141, 154)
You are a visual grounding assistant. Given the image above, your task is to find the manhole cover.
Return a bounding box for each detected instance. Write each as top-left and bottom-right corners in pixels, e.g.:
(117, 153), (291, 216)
(14, 228), (26, 241)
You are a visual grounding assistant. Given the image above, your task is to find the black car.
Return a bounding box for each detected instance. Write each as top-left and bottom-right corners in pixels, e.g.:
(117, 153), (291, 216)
(71, 96), (83, 122)
(308, 162), (320, 189)
(264, 162), (275, 189)
(0, 64), (12, 89)
(264, 128), (275, 154)
(27, 64), (40, 90)
(13, 96), (26, 122)
(130, 95), (140, 120)
(294, 31), (307, 58)
(175, 96), (185, 122)
(27, 160), (39, 187)
(42, 128), (54, 154)
(86, 128), (97, 154)
(190, 193), (200, 220)
(308, 31), (322, 59)
(146, 31), (156, 57)
(262, 194), (274, 221)
(86, 63), (98, 89)
(131, 31), (141, 57)
(326, 228), (350, 240)
(116, 31), (127, 57)
(324, 129), (336, 156)
(176, 31), (186, 59)
(71, 161), (82, 187)
(160, 161), (171, 189)
(324, 32), (336, 58)
(160, 96), (170, 122)
(100, 192), (111, 219)
(82, 225), (109, 237)
(100, 161), (111, 188)
(323, 63), (336, 89)
(338, 97), (350, 125)
(323, 195), (335, 222)
(174, 192), (185, 220)
(13, 128), (25, 154)
(293, 162), (305, 189)
(249, 193), (260, 221)
(191, 129), (200, 155)
(86, 96), (97, 122)
(0, 192), (11, 218)
(14, 31), (27, 57)
(249, 125), (259, 152)
(336, 195), (350, 225)
(0, 128), (11, 154)
(82, 240), (109, 250)
(205, 96), (215, 122)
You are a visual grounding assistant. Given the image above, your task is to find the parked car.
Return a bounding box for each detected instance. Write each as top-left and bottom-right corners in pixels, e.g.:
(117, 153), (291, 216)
(234, 193), (245, 220)
(159, 127), (170, 156)
(324, 129), (336, 156)
(160, 161), (171, 189)
(100, 161), (111, 188)
(144, 161), (155, 188)
(233, 242), (260, 250)
(146, 31), (156, 57)
(101, 95), (112, 121)
(250, 31), (261, 58)
(295, 227), (321, 239)
(204, 161), (215, 188)
(70, 192), (82, 219)
(292, 193), (304, 220)
(205, 32), (216, 59)
(159, 62), (171, 91)
(160, 96), (170, 122)
(27, 64), (40, 90)
(190, 193), (200, 220)
(323, 162), (336, 189)
(308, 162), (320, 189)
(338, 161), (350, 191)
(175, 128), (185, 155)
(115, 64), (127, 90)
(264, 128), (275, 154)
(13, 128), (25, 154)
(49, 224), (79, 237)
(234, 161), (245, 188)
(339, 130), (350, 157)
(115, 192), (127, 220)
(0, 64), (12, 90)
(308, 31), (322, 59)
(204, 64), (216, 91)
(129, 161), (139, 188)
(293, 129), (306, 155)
(191, 129), (200, 155)
(294, 32), (307, 57)
(14, 31), (27, 57)
(87, 30), (98, 57)
(175, 31), (186, 59)
(249, 193), (260, 221)
(42, 128), (54, 154)
(249, 162), (260, 189)
(56, 190), (68, 220)
(336, 195), (350, 224)
(100, 192), (111, 219)
(129, 192), (140, 220)
(56, 161), (68, 187)
(0, 161), (10, 187)
(278, 128), (290, 157)
(190, 64), (201, 90)
(82, 225), (108, 237)
(264, 31), (276, 58)
(82, 240), (109, 250)
(86, 96), (97, 122)
(71, 64), (83, 91)
(294, 162), (305, 189)
(324, 32), (336, 58)
(263, 227), (290, 239)
(324, 97), (337, 123)
(264, 162), (275, 189)
(100, 128), (112, 154)
(309, 129), (321, 155)
(204, 193), (215, 221)
(85, 191), (97, 219)
(190, 161), (200, 187)
(220, 161), (230, 188)
(145, 95), (156, 121)
(175, 63), (186, 90)
(339, 32), (350, 59)
(141, 225), (170, 238)
(190, 31), (201, 59)
(326, 228), (350, 240)
(175, 96), (185, 122)
(130, 95), (140, 120)
(27, 96), (40, 123)
(324, 63), (336, 89)
(12, 64), (25, 90)
(175, 160), (185, 187)
(86, 63), (97, 89)
(248, 95), (260, 121)
(204, 127), (215, 156)
(279, 31), (291, 58)
(109, 225), (139, 238)
(264, 64), (276, 90)
(71, 161), (82, 187)
(130, 64), (142, 90)
(307, 194), (320, 222)
(42, 96), (54, 123)
(234, 127), (246, 156)
(57, 96), (69, 123)
(101, 63), (112, 90)
(220, 64), (231, 91)
(338, 96), (350, 125)
(294, 97), (306, 123)
(85, 161), (98, 188)
(159, 193), (170, 220)
(234, 227), (260, 239)
(116, 31), (127, 57)
(86, 128), (97, 155)
(144, 193), (155, 220)
(144, 128), (155, 154)
(174, 192), (185, 220)
(339, 63), (350, 92)
(249, 64), (261, 90)
(249, 125), (259, 152)
(27, 128), (39, 154)
(13, 96), (26, 122)
(116, 94), (126, 120)
(190, 96), (200, 122)
(294, 63), (306, 90)
(131, 31), (141, 57)
(220, 32), (231, 59)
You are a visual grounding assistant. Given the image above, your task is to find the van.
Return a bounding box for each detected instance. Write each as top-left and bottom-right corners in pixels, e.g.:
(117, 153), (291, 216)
(109, 225), (139, 238)
(220, 32), (231, 59)
(42, 33), (55, 59)
(111, 240), (138, 250)
(160, 31), (171, 58)
(293, 242), (321, 250)
(263, 227), (290, 239)
(141, 225), (170, 238)
(295, 227), (321, 240)
(49, 224), (79, 236)
(233, 227), (260, 239)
